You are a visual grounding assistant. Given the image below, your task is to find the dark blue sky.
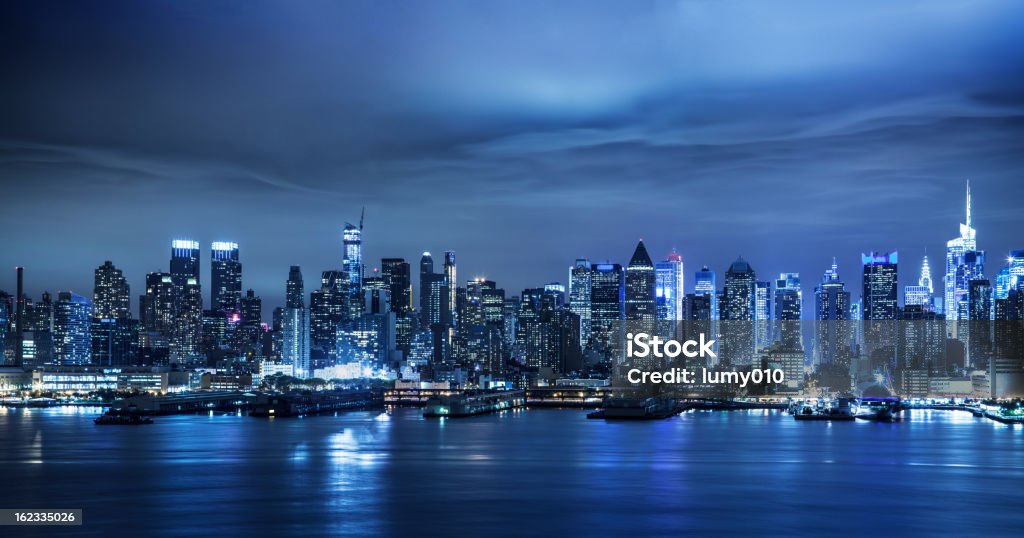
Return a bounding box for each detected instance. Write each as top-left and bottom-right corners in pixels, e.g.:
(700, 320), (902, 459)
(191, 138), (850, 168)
(2, 1), (1023, 312)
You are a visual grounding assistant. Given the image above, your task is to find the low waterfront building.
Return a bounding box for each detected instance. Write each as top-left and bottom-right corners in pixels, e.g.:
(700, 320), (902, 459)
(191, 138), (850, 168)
(31, 366), (170, 394)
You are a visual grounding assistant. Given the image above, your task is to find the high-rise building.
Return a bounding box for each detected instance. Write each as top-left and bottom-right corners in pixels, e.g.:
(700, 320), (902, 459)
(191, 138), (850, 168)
(694, 265), (718, 320)
(443, 251), (457, 327)
(774, 273), (802, 351)
(589, 263), (623, 354)
(93, 261), (130, 320)
(169, 240), (202, 362)
(568, 259), (592, 349)
(53, 292), (92, 365)
(419, 252), (434, 325)
(140, 272), (175, 338)
(814, 260), (850, 366)
(625, 241), (656, 321)
(342, 223), (364, 319)
(381, 258), (412, 313)
(655, 251), (684, 321)
(91, 317), (138, 366)
(310, 271), (346, 364)
(754, 280), (772, 351)
(904, 255), (934, 309)
(282, 266), (310, 377)
(211, 242), (242, 312)
(944, 182), (977, 321)
(862, 252), (899, 321)
(721, 257), (756, 365)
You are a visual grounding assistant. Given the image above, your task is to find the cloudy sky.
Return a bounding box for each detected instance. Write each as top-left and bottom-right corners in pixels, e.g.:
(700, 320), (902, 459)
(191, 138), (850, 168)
(2, 0), (1023, 313)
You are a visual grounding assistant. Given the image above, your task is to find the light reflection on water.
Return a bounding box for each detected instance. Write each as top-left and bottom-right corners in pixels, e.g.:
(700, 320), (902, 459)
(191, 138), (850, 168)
(0, 407), (1022, 536)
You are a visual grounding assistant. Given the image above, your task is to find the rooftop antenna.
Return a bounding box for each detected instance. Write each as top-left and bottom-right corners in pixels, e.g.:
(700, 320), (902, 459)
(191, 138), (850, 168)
(359, 206), (365, 231)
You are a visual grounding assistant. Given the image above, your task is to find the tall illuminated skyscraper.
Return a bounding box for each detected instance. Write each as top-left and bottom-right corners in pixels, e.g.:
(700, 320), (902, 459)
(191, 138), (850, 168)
(93, 261), (130, 320)
(282, 265), (310, 377)
(443, 251), (457, 326)
(211, 241), (242, 312)
(568, 259), (592, 348)
(655, 250), (684, 321)
(944, 181), (977, 321)
(625, 241), (656, 321)
(754, 280), (772, 351)
(53, 291), (92, 365)
(419, 252), (436, 326)
(814, 260), (850, 366)
(694, 265), (718, 320)
(904, 256), (934, 308)
(862, 252), (899, 320)
(169, 240), (202, 362)
(589, 263), (623, 353)
(774, 273), (802, 351)
(342, 223), (364, 319)
(721, 257), (756, 365)
(381, 258), (411, 313)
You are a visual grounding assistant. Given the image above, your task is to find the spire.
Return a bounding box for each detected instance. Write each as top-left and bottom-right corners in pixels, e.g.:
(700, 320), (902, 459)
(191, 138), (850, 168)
(628, 240), (653, 268)
(919, 255), (933, 293)
(965, 179), (972, 228)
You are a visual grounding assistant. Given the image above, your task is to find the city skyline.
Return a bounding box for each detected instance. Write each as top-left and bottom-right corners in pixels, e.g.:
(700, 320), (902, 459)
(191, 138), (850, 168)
(2, 1), (1023, 307)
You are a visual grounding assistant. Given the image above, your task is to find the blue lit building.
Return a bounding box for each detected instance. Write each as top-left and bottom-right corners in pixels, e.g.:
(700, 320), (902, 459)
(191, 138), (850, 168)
(54, 291), (92, 365)
(568, 259), (592, 349)
(694, 265), (718, 320)
(211, 241), (242, 312)
(655, 250), (684, 321)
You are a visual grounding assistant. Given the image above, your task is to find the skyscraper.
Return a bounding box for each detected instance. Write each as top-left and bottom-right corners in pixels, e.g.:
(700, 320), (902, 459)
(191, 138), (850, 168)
(53, 291), (92, 365)
(443, 251), (457, 327)
(310, 270), (346, 364)
(381, 258), (412, 313)
(655, 250), (684, 321)
(170, 240), (202, 362)
(625, 241), (656, 321)
(419, 252), (434, 326)
(282, 266), (311, 377)
(589, 263), (623, 354)
(342, 223), (364, 319)
(754, 280), (772, 351)
(814, 259), (850, 366)
(211, 242), (242, 312)
(694, 265), (718, 320)
(774, 273), (802, 351)
(721, 257), (756, 365)
(904, 255), (934, 309)
(862, 252), (899, 321)
(568, 259), (592, 349)
(944, 182), (977, 321)
(93, 261), (130, 320)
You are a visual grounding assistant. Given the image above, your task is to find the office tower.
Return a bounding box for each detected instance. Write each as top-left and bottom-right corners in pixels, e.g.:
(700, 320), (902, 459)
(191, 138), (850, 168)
(754, 280), (772, 351)
(721, 257), (756, 365)
(419, 252), (434, 325)
(625, 241), (656, 322)
(241, 289), (263, 325)
(944, 182), (977, 321)
(862, 252), (899, 367)
(15, 266), (24, 365)
(904, 256), (934, 308)
(443, 251), (457, 326)
(424, 272), (446, 328)
(0, 290), (11, 362)
(967, 279), (993, 370)
(363, 274), (388, 315)
(589, 263), (623, 354)
(381, 258), (412, 313)
(775, 273), (802, 351)
(25, 292), (53, 331)
(995, 250), (1024, 301)
(342, 223), (364, 319)
(310, 271), (346, 363)
(53, 292), (92, 365)
(815, 260), (850, 366)
(568, 259), (592, 349)
(91, 317), (139, 366)
(92, 261), (130, 320)
(337, 312), (396, 368)
(463, 279), (504, 375)
(502, 297), (520, 350)
(952, 250), (986, 321)
(211, 242), (242, 312)
(655, 251), (684, 321)
(862, 252), (899, 321)
(140, 272), (175, 337)
(282, 266), (310, 377)
(543, 282), (566, 307)
(169, 240), (202, 362)
(173, 276), (203, 362)
(694, 265), (718, 320)
(524, 300), (582, 374)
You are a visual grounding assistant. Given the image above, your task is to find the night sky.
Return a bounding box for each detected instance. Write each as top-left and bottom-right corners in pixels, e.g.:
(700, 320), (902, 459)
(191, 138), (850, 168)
(2, 1), (1023, 314)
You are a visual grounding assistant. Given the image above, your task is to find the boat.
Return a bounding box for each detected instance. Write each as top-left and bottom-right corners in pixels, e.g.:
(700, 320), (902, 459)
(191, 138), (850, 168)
(792, 400), (855, 421)
(94, 414), (154, 425)
(587, 397), (678, 420)
(854, 397), (903, 421)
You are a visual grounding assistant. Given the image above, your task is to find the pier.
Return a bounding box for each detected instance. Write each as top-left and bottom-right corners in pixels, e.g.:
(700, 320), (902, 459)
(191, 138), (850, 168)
(423, 390), (526, 417)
